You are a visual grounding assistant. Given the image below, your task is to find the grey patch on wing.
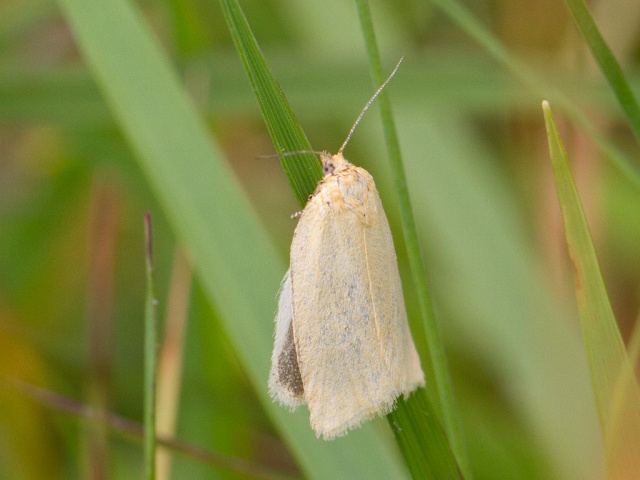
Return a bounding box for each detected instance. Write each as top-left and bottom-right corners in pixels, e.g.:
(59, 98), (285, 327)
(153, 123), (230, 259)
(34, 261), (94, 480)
(278, 324), (304, 397)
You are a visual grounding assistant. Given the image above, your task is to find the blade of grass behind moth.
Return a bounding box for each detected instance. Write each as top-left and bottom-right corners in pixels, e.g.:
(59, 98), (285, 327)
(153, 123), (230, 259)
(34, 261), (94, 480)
(144, 213), (157, 480)
(543, 101), (640, 477)
(355, 1), (467, 478)
(219, 0), (320, 206)
(562, 0), (640, 146)
(219, 0), (409, 479)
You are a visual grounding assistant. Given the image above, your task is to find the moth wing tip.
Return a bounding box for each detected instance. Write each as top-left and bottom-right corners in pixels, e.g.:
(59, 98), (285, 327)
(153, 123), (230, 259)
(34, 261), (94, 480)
(311, 393), (403, 441)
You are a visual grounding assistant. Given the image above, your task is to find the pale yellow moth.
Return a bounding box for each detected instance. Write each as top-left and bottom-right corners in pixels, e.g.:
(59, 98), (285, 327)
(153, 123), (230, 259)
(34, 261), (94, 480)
(269, 58), (425, 440)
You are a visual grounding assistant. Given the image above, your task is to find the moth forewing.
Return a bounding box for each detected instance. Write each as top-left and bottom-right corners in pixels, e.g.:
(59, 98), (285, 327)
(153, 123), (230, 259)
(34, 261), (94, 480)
(286, 154), (424, 440)
(367, 187), (424, 393)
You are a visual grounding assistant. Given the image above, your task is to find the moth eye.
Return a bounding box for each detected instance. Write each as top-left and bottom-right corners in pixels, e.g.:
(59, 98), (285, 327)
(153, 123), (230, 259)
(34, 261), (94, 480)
(323, 163), (335, 175)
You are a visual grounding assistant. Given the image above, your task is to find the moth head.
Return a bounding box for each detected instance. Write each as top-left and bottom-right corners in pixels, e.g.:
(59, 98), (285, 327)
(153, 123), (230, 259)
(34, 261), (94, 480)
(320, 152), (349, 177)
(320, 152), (335, 176)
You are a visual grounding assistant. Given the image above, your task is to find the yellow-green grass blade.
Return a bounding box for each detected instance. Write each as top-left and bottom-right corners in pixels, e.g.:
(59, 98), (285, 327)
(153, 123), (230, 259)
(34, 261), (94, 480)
(543, 101), (640, 476)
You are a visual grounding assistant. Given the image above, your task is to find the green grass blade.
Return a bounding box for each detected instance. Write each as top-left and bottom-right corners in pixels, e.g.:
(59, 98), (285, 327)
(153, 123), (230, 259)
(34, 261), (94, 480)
(56, 0), (407, 477)
(354, 1), (467, 478)
(143, 213), (157, 480)
(563, 0), (640, 145)
(543, 101), (640, 476)
(219, 0), (320, 206)
(388, 390), (462, 479)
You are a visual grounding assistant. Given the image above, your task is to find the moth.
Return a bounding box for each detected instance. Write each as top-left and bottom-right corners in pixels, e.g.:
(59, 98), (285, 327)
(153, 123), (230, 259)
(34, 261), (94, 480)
(269, 59), (425, 440)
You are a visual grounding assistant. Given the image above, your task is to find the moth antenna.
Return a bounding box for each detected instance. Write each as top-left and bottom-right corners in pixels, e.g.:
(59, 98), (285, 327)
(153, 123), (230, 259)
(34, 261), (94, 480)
(256, 150), (324, 160)
(278, 150), (324, 158)
(337, 56), (404, 155)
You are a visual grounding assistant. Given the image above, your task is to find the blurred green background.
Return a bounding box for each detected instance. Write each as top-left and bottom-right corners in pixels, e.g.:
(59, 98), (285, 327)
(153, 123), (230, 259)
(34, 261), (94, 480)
(1, 0), (640, 479)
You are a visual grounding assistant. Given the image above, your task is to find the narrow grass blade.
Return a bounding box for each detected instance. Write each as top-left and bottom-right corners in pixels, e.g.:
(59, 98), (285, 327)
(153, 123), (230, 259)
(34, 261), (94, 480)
(355, 1), (467, 478)
(562, 0), (640, 145)
(543, 101), (640, 477)
(144, 213), (157, 480)
(57, 0), (407, 477)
